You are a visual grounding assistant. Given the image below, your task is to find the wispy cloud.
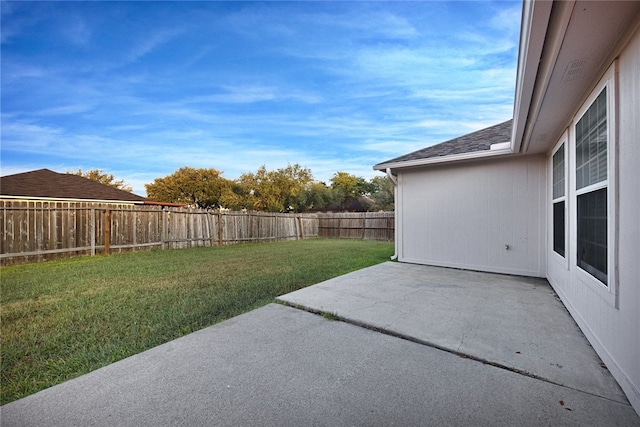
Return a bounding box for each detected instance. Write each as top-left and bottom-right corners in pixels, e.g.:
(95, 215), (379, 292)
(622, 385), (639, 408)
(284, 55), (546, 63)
(490, 5), (523, 35)
(184, 86), (285, 104)
(127, 28), (185, 63)
(35, 104), (95, 116)
(61, 14), (91, 46)
(1, 62), (48, 81)
(1, 120), (64, 150)
(1, 1), (521, 195)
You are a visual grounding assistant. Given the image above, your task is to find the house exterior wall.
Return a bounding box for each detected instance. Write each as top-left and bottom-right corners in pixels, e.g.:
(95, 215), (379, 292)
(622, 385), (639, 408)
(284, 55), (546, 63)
(546, 26), (640, 412)
(397, 155), (546, 277)
(392, 15), (639, 413)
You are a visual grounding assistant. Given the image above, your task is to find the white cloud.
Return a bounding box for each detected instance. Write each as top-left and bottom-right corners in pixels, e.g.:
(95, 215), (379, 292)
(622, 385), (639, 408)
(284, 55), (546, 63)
(1, 1), (522, 194)
(490, 5), (523, 35)
(127, 28), (185, 62)
(1, 62), (48, 81)
(184, 86), (278, 104)
(1, 120), (63, 150)
(35, 104), (94, 116)
(62, 14), (91, 46)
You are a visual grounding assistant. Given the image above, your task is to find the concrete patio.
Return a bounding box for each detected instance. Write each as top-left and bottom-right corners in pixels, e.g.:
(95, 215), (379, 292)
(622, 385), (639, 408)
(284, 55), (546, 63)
(2, 262), (638, 426)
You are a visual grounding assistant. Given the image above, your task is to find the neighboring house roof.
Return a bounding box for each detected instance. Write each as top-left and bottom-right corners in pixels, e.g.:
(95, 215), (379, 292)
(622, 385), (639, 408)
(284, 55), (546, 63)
(0, 169), (148, 203)
(374, 119), (513, 171)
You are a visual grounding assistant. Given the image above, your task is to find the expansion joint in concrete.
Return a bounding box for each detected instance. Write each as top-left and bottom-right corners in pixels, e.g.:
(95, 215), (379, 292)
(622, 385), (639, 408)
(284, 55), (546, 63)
(275, 299), (632, 407)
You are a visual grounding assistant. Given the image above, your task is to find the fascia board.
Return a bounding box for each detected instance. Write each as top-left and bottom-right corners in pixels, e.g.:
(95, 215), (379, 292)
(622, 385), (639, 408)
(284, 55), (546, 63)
(0, 195), (144, 205)
(511, 0), (554, 153)
(374, 1), (556, 174)
(373, 147), (513, 172)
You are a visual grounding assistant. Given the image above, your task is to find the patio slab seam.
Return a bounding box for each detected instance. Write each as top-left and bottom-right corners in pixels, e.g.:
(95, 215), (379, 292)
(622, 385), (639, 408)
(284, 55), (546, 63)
(274, 298), (633, 408)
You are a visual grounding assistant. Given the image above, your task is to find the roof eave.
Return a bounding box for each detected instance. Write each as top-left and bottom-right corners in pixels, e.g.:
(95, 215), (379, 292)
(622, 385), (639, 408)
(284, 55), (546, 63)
(511, 0), (555, 154)
(0, 195), (147, 205)
(373, 146), (514, 172)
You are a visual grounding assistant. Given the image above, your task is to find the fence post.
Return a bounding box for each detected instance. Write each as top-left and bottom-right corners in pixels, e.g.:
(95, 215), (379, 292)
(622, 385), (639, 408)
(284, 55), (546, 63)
(104, 209), (111, 255)
(209, 212), (216, 247)
(132, 209), (137, 247)
(362, 213), (367, 239)
(217, 212), (223, 246)
(161, 209), (167, 250)
(298, 216), (304, 240)
(91, 208), (96, 256)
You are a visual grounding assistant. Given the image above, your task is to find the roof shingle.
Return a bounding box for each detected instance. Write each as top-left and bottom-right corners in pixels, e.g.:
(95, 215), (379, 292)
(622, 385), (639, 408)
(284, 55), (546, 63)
(376, 119), (513, 167)
(0, 169), (148, 203)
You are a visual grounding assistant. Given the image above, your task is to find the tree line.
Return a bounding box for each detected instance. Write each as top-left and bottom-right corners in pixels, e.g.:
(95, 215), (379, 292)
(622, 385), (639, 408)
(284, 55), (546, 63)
(69, 165), (394, 212)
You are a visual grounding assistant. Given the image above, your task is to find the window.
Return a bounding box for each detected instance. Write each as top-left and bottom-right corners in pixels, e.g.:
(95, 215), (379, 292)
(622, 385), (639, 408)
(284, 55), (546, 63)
(552, 144), (566, 257)
(577, 188), (607, 284)
(575, 88), (608, 286)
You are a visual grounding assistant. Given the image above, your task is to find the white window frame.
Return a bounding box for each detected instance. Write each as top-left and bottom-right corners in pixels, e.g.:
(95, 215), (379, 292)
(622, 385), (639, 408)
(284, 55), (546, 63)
(568, 62), (617, 307)
(550, 133), (568, 268)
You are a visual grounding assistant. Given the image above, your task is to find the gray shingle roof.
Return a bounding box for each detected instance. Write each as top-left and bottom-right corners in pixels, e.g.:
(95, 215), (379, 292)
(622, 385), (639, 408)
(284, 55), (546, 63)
(0, 169), (148, 202)
(375, 119), (513, 167)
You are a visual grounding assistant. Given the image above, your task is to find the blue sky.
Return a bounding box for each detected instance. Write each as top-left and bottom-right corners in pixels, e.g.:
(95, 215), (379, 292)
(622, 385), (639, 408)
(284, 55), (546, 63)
(1, 1), (522, 196)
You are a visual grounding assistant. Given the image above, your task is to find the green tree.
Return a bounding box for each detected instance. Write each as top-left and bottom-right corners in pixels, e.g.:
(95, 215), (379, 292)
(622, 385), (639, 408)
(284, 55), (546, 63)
(237, 164), (314, 212)
(145, 167), (234, 209)
(237, 166), (277, 212)
(219, 182), (250, 211)
(67, 169), (133, 193)
(273, 163), (314, 212)
(298, 181), (333, 211)
(330, 172), (375, 211)
(369, 175), (395, 211)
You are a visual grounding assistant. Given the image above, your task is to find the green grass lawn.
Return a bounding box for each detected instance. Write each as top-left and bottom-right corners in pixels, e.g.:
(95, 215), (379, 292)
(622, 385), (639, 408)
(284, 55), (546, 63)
(0, 239), (393, 405)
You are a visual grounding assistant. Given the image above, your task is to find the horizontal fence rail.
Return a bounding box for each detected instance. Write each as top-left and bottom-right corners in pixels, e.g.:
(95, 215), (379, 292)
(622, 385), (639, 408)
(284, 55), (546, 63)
(1, 200), (394, 265)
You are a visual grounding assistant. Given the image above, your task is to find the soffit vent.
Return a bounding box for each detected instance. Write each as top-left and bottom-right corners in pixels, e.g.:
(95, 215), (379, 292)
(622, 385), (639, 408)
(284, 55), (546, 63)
(563, 59), (587, 82)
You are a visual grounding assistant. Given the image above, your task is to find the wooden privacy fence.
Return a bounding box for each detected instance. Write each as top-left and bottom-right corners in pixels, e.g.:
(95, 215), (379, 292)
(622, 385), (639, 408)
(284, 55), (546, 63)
(0, 201), (318, 266)
(0, 200), (394, 265)
(317, 212), (395, 241)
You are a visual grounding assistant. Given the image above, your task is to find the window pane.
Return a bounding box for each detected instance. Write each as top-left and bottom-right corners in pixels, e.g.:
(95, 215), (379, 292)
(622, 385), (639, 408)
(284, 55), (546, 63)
(552, 145), (565, 199)
(576, 88), (607, 189)
(553, 201), (565, 257)
(577, 188), (607, 285)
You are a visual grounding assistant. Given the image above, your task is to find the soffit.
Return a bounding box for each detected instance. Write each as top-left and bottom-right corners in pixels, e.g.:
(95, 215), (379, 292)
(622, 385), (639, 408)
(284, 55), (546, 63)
(524, 1), (640, 154)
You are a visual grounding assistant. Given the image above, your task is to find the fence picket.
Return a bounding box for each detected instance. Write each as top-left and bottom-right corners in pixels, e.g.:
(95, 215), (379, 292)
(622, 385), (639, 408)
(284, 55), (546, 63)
(0, 200), (393, 265)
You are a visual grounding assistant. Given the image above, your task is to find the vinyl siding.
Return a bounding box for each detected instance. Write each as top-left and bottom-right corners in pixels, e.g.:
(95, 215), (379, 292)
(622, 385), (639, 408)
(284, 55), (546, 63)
(546, 25), (640, 412)
(398, 155), (546, 277)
